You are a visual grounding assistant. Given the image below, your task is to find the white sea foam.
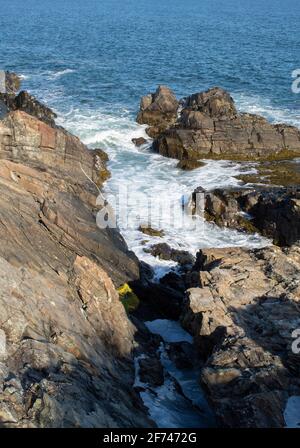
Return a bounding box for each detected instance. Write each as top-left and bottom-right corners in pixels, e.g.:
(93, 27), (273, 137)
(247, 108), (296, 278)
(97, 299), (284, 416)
(19, 74), (30, 80)
(48, 69), (75, 79)
(57, 104), (271, 278)
(234, 92), (300, 128)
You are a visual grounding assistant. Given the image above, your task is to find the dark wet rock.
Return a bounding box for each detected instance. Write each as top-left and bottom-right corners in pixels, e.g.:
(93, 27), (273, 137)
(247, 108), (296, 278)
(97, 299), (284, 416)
(138, 224), (165, 237)
(94, 147), (109, 162)
(131, 280), (184, 321)
(166, 342), (196, 369)
(180, 245), (300, 427)
(130, 315), (161, 354)
(196, 187), (259, 233)
(191, 186), (300, 247)
(139, 357), (164, 387)
(130, 262), (184, 320)
(144, 243), (195, 267)
(130, 261), (183, 320)
(132, 137), (147, 146)
(177, 159), (205, 170)
(145, 126), (162, 139)
(0, 90), (57, 127)
(137, 85), (179, 135)
(160, 271), (187, 293)
(137, 86), (300, 162)
(251, 188), (300, 246)
(14, 91), (57, 127)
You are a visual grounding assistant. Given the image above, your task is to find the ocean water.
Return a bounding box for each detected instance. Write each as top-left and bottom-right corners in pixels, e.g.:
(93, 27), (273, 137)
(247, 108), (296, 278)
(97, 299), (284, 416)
(1, 0), (300, 427)
(4, 0), (296, 268)
(1, 0), (299, 261)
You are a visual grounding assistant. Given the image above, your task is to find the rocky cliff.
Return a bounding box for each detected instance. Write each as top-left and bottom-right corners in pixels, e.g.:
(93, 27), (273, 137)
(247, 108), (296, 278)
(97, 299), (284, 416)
(0, 74), (151, 428)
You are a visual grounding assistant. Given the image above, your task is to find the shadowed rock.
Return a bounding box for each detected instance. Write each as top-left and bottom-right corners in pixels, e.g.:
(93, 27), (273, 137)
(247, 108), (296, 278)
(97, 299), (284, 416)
(190, 186), (300, 246)
(180, 245), (300, 427)
(144, 243), (195, 267)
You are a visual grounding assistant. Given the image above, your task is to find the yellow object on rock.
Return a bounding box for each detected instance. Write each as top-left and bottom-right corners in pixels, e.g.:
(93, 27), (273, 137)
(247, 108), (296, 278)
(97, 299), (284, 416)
(117, 283), (139, 313)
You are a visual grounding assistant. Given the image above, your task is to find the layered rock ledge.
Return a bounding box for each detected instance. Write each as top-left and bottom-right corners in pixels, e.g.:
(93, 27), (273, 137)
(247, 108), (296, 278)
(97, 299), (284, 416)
(181, 245), (300, 427)
(0, 75), (151, 427)
(137, 86), (300, 162)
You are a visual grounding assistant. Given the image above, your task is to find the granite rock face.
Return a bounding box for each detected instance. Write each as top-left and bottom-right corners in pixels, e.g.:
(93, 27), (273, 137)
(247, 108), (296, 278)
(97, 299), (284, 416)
(181, 245), (300, 427)
(0, 105), (151, 427)
(137, 85), (179, 138)
(137, 86), (300, 161)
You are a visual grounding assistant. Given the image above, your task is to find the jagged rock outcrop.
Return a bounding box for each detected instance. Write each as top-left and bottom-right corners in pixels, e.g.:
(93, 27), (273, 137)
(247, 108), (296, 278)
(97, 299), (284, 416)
(3, 71), (21, 94)
(136, 85), (179, 138)
(137, 86), (300, 162)
(0, 72), (57, 126)
(190, 186), (300, 246)
(0, 100), (152, 427)
(181, 245), (300, 427)
(144, 243), (195, 267)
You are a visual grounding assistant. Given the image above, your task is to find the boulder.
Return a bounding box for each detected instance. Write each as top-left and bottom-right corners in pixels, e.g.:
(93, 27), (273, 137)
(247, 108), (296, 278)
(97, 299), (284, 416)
(137, 85), (179, 135)
(136, 86), (300, 161)
(132, 137), (147, 147)
(166, 342), (196, 369)
(184, 87), (237, 118)
(177, 159), (205, 170)
(138, 224), (165, 237)
(180, 245), (300, 427)
(144, 243), (195, 267)
(130, 261), (184, 320)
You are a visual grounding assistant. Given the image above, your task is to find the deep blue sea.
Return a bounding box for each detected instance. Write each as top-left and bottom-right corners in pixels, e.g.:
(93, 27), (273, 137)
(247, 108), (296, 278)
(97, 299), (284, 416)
(1, 0), (300, 289)
(1, 0), (300, 121)
(1, 0), (300, 428)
